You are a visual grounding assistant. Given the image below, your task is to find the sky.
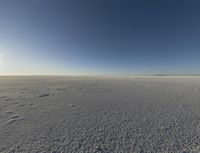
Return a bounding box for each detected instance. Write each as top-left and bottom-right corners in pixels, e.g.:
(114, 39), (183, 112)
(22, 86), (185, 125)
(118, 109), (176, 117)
(0, 0), (200, 75)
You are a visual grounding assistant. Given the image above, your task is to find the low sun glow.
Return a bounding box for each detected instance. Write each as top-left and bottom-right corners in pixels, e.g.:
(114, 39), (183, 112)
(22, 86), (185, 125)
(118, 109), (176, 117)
(0, 52), (4, 65)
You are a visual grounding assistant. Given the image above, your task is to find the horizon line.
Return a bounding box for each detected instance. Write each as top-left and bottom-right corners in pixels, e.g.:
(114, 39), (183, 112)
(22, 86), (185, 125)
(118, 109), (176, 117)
(0, 74), (200, 77)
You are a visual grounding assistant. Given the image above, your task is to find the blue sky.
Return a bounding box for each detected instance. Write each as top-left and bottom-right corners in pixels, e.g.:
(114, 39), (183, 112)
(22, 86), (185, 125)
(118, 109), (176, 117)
(0, 0), (200, 75)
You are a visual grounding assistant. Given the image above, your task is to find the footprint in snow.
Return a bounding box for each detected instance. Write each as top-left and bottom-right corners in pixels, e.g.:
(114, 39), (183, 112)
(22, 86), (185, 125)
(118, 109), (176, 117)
(39, 94), (50, 97)
(9, 115), (20, 119)
(5, 114), (24, 125)
(6, 119), (17, 125)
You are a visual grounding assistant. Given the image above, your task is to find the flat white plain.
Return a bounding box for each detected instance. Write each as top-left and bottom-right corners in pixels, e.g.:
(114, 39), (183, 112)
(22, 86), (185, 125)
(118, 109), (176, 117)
(0, 76), (200, 152)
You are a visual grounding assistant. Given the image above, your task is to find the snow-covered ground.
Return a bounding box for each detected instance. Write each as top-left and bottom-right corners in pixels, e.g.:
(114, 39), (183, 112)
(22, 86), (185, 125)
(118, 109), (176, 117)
(1, 76), (200, 152)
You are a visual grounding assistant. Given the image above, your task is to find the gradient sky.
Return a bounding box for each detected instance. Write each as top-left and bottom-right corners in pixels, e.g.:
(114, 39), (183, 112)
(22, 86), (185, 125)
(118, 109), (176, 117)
(0, 0), (200, 75)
